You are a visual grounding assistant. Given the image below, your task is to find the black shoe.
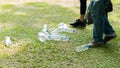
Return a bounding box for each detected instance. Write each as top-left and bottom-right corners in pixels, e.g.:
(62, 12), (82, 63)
(70, 19), (86, 27)
(103, 33), (117, 43)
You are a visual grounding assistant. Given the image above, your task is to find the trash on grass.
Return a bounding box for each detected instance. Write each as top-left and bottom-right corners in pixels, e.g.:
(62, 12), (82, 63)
(38, 22), (75, 42)
(5, 36), (12, 46)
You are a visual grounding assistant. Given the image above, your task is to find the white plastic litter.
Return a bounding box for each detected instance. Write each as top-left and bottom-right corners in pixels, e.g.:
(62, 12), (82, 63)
(76, 45), (89, 52)
(38, 23), (75, 42)
(38, 32), (48, 42)
(51, 22), (75, 34)
(5, 36), (12, 46)
(38, 32), (70, 42)
(47, 34), (70, 41)
(41, 24), (49, 35)
(58, 22), (68, 28)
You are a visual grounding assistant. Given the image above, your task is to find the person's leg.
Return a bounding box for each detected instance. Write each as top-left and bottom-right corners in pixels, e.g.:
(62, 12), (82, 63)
(88, 0), (110, 47)
(104, 15), (115, 34)
(70, 0), (87, 27)
(92, 0), (108, 42)
(103, 15), (117, 43)
(80, 0), (87, 22)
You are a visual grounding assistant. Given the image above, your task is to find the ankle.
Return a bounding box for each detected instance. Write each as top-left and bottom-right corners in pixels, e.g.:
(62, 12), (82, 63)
(80, 15), (85, 22)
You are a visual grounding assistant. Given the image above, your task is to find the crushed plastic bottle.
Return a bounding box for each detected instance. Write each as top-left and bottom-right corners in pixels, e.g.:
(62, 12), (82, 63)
(76, 45), (90, 52)
(58, 22), (75, 33)
(38, 32), (70, 42)
(58, 22), (68, 28)
(50, 29), (60, 35)
(51, 28), (75, 34)
(47, 34), (70, 41)
(38, 32), (48, 42)
(61, 28), (75, 33)
(5, 36), (12, 46)
(50, 23), (75, 34)
(38, 23), (74, 42)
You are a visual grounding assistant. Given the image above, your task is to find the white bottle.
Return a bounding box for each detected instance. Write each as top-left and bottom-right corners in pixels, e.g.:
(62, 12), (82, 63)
(47, 34), (70, 41)
(42, 24), (49, 35)
(50, 28), (59, 35)
(58, 22), (75, 33)
(38, 32), (48, 42)
(61, 28), (75, 33)
(5, 36), (12, 46)
(58, 22), (68, 29)
(76, 45), (89, 52)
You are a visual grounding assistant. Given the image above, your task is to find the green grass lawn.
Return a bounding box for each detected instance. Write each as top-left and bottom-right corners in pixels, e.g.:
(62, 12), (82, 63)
(0, 0), (120, 68)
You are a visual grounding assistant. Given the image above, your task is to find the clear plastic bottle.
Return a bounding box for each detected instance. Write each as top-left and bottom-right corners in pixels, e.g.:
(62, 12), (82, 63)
(61, 28), (75, 33)
(38, 32), (48, 42)
(58, 22), (68, 28)
(76, 45), (89, 52)
(58, 22), (75, 33)
(50, 29), (60, 35)
(50, 28), (75, 34)
(38, 23), (73, 42)
(38, 32), (70, 42)
(47, 34), (70, 41)
(5, 36), (12, 46)
(38, 24), (49, 42)
(50, 22), (75, 34)
(42, 24), (49, 35)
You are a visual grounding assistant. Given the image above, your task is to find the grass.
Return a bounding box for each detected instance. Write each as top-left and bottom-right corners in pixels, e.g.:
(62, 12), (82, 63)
(0, 0), (120, 68)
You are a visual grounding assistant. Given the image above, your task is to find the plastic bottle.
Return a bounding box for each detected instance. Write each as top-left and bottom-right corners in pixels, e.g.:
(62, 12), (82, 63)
(47, 34), (70, 41)
(38, 23), (72, 42)
(38, 32), (70, 42)
(50, 22), (75, 34)
(5, 36), (12, 46)
(58, 22), (75, 33)
(50, 27), (75, 34)
(58, 22), (68, 28)
(76, 45), (89, 52)
(38, 32), (48, 42)
(60, 28), (75, 33)
(50, 29), (60, 35)
(42, 24), (49, 35)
